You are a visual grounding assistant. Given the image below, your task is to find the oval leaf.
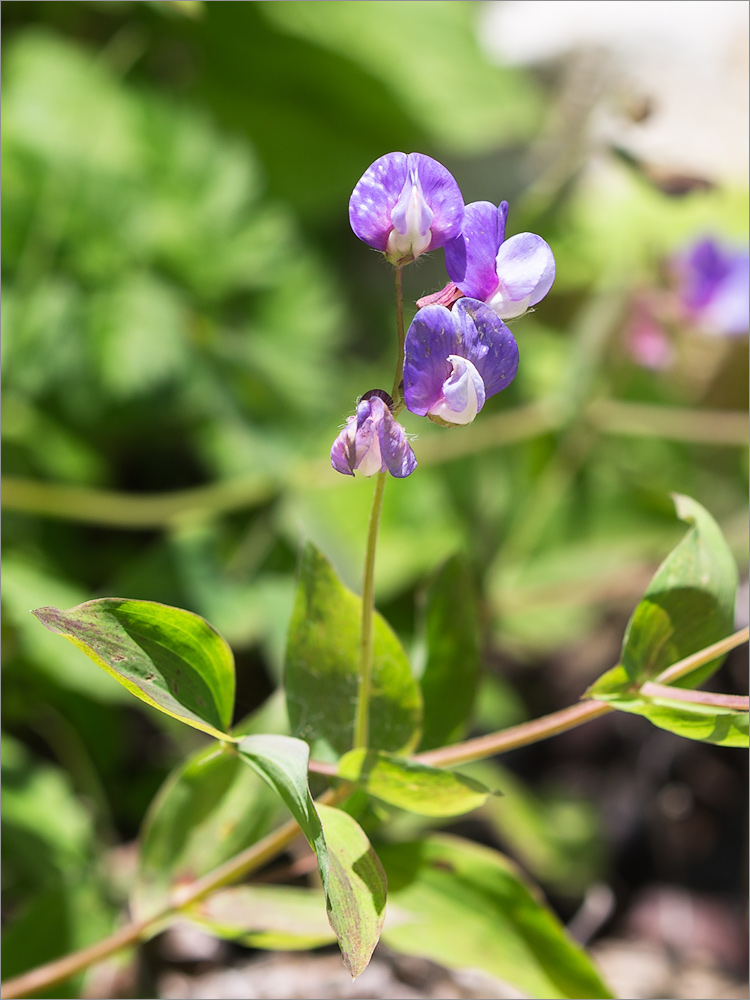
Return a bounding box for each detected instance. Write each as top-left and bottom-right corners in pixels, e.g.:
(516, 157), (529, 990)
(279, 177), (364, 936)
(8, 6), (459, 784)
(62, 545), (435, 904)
(612, 495), (736, 690)
(285, 543), (422, 759)
(32, 599), (235, 738)
(317, 803), (387, 979)
(188, 885), (336, 950)
(379, 835), (613, 1000)
(418, 554), (480, 750)
(338, 749), (496, 817)
(235, 741), (387, 978)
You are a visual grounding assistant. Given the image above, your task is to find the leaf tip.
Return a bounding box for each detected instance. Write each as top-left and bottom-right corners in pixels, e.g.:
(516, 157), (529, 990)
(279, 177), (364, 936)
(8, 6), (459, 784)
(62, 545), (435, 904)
(30, 606), (62, 629)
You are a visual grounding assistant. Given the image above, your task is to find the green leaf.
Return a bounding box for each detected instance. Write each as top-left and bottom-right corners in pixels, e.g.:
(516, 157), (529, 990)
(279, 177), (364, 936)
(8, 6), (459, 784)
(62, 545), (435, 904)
(236, 734), (328, 886)
(188, 884), (336, 950)
(132, 743), (280, 920)
(627, 697), (748, 747)
(236, 738), (386, 977)
(32, 599), (236, 739)
(589, 495), (737, 694)
(317, 803), (387, 979)
(584, 670), (748, 748)
(285, 542), (422, 759)
(379, 835), (613, 1000)
(338, 749), (496, 817)
(418, 554), (481, 750)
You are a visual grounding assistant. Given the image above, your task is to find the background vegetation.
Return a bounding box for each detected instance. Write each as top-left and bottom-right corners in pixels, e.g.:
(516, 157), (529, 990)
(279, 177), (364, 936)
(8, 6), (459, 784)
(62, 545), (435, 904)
(2, 2), (747, 997)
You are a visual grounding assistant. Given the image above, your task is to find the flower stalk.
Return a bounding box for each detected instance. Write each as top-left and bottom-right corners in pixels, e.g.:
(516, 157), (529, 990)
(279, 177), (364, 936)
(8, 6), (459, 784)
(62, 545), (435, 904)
(353, 470), (387, 750)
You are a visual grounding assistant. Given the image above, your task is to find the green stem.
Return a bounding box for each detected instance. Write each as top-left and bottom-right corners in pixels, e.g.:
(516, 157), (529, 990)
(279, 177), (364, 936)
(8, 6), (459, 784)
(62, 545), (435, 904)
(352, 471), (387, 750)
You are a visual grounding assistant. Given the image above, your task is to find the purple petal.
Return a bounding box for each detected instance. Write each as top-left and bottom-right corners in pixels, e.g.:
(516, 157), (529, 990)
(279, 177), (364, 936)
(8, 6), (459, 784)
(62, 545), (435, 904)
(489, 233), (556, 319)
(406, 153), (464, 252)
(445, 201), (508, 301)
(331, 397), (416, 478)
(375, 400), (418, 477)
(330, 416), (357, 476)
(403, 305), (458, 416)
(349, 152), (408, 252)
(452, 298), (519, 399)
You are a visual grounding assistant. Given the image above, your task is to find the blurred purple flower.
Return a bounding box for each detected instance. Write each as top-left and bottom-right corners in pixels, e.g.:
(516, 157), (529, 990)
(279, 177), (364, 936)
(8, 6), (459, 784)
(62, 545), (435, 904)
(673, 238), (749, 336)
(331, 393), (416, 478)
(403, 298), (519, 426)
(443, 201), (555, 320)
(349, 152), (464, 266)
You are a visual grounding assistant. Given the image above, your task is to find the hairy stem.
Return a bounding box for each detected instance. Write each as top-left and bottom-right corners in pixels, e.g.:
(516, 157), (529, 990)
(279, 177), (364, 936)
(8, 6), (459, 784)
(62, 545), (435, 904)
(352, 471), (387, 750)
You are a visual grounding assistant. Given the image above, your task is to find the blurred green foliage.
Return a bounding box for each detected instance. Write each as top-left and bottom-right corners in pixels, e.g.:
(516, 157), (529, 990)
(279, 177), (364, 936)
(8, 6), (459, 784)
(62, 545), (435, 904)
(2, 0), (747, 991)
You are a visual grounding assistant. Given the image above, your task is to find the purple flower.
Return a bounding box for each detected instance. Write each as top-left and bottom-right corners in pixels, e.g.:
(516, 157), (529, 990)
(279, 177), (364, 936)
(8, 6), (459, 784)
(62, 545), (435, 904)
(349, 152), (464, 266)
(673, 238), (749, 336)
(444, 201), (555, 320)
(403, 298), (519, 426)
(331, 393), (417, 478)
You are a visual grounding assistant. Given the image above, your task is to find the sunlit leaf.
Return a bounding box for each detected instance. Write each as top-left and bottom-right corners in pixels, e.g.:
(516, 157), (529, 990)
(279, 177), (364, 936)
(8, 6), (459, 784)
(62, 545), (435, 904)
(285, 542), (422, 760)
(236, 734), (328, 883)
(236, 738), (386, 977)
(338, 749), (495, 817)
(33, 599), (236, 739)
(380, 835), (613, 999)
(317, 803), (387, 979)
(589, 494), (737, 694)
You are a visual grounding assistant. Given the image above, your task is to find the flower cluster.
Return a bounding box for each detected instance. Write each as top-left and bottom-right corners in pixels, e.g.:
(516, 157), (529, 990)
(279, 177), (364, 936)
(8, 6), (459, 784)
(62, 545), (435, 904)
(332, 152), (556, 478)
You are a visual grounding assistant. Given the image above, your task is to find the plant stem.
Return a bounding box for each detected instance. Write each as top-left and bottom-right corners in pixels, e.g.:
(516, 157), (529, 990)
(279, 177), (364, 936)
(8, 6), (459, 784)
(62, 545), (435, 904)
(638, 682), (749, 711)
(352, 265), (405, 750)
(415, 627), (749, 768)
(653, 627), (749, 684)
(352, 471), (387, 750)
(415, 700), (615, 768)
